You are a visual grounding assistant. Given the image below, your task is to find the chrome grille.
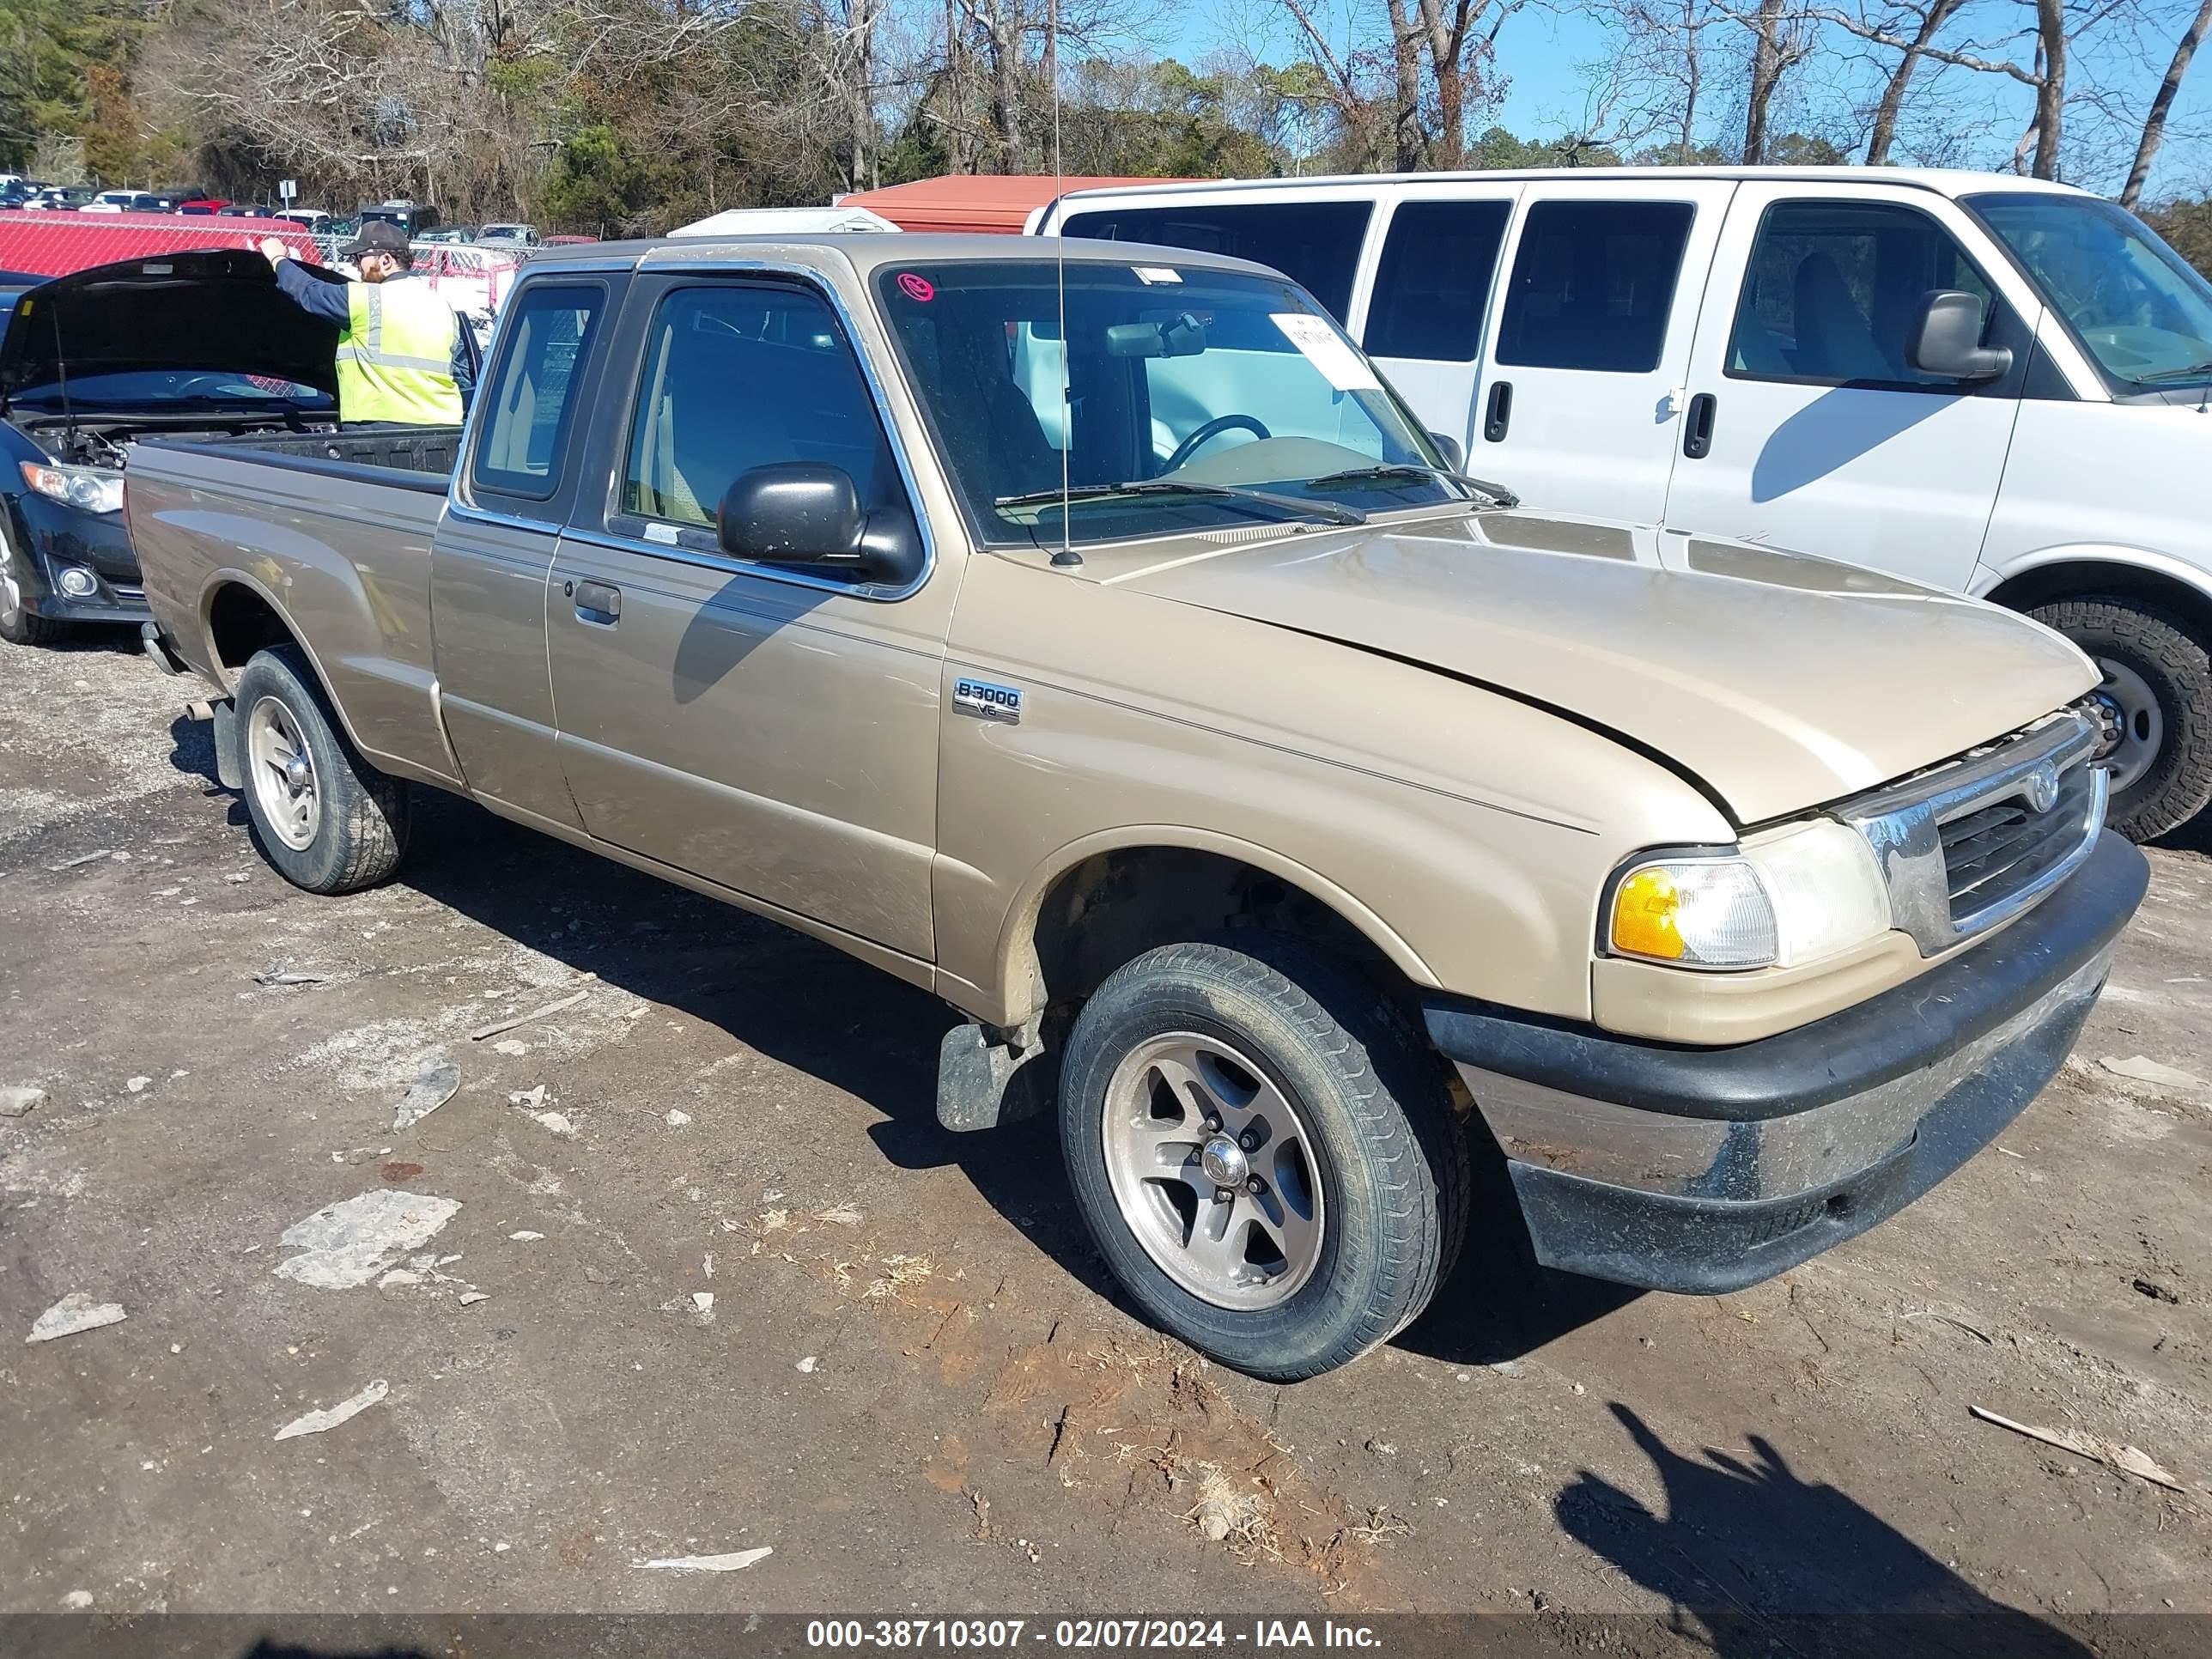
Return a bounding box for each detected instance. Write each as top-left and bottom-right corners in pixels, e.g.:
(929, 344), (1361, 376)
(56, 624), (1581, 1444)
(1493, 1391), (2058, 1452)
(1940, 760), (2098, 927)
(1834, 709), (2106, 957)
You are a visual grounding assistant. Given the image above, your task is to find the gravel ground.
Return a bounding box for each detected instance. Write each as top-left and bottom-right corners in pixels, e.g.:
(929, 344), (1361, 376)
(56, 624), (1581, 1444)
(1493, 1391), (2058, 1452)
(0, 633), (2207, 1650)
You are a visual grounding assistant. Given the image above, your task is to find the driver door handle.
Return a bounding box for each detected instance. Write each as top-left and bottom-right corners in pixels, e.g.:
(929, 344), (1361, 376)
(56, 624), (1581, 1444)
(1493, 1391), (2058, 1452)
(573, 579), (621, 626)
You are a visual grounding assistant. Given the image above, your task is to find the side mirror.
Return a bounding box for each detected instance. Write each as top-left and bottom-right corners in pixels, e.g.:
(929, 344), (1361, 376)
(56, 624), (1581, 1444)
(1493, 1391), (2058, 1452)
(1428, 431), (1466, 471)
(716, 462), (924, 587)
(1905, 290), (2013, 382)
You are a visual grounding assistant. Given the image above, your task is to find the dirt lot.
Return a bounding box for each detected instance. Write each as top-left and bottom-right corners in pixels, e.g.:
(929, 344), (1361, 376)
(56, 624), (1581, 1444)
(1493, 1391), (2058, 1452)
(1, 634), (2208, 1644)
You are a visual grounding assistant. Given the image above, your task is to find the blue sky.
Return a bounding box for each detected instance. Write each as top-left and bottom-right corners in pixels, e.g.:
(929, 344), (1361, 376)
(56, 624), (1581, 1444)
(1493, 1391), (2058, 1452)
(1140, 3), (2212, 201)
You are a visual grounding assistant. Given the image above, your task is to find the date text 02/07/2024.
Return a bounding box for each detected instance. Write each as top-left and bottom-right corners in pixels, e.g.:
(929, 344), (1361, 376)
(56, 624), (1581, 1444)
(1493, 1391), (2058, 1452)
(803, 1619), (1382, 1650)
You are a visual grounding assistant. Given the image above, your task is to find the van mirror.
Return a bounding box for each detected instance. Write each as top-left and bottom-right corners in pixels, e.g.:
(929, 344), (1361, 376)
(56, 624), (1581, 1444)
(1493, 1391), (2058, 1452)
(1905, 290), (2013, 382)
(1429, 432), (1466, 471)
(717, 463), (923, 587)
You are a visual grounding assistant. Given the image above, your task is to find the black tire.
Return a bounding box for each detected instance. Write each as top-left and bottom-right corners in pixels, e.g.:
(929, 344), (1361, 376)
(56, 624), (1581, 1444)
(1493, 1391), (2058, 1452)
(0, 537), (69, 647)
(1059, 937), (1470, 1382)
(234, 644), (410, 893)
(2031, 597), (2212, 841)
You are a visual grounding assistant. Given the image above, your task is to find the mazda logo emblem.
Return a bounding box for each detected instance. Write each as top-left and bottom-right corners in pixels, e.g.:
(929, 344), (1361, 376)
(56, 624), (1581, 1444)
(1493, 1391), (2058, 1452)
(2024, 765), (2060, 814)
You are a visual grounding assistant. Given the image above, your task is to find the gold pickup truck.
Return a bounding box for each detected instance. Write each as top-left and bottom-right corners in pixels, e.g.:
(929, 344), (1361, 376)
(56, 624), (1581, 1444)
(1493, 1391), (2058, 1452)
(126, 234), (2148, 1379)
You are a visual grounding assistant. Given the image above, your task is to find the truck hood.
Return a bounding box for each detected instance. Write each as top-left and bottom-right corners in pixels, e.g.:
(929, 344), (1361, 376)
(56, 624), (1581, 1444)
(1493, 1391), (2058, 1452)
(0, 248), (339, 408)
(1112, 511), (2098, 825)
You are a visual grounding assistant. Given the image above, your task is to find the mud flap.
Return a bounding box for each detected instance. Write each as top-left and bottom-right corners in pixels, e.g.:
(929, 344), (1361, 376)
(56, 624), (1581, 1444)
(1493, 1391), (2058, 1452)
(936, 1021), (1054, 1133)
(210, 698), (242, 791)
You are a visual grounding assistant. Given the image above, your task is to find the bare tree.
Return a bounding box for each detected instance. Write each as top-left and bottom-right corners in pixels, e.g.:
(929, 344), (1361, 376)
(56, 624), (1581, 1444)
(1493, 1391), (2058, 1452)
(1853, 0), (1970, 163)
(2123, 0), (2212, 203)
(1739, 0), (1814, 162)
(1411, 0), (1520, 166)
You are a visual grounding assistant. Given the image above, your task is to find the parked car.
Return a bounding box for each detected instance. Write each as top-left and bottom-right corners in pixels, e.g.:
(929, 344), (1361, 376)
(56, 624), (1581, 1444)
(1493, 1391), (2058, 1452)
(83, 191), (167, 215)
(125, 234), (2145, 1379)
(218, 204), (277, 218)
(275, 209), (334, 234)
(0, 249), (341, 646)
(358, 200), (441, 239)
(475, 223), (540, 247)
(0, 270), (45, 339)
(416, 226), (477, 244)
(1039, 168), (2212, 842)
(176, 198), (230, 216)
(27, 187), (94, 211)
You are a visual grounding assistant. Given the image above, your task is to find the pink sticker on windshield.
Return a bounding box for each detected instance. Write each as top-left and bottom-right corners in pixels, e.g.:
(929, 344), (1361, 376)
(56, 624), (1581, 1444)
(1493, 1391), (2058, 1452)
(896, 272), (935, 302)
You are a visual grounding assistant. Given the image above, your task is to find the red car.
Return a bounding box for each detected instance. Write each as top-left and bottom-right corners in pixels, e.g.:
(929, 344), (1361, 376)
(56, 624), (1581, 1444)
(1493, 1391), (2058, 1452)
(176, 198), (230, 216)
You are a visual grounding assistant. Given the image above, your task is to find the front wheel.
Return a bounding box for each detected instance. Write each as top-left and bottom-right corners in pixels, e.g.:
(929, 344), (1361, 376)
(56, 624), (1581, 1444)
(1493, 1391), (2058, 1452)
(2033, 597), (2212, 841)
(0, 536), (68, 647)
(234, 645), (411, 893)
(1059, 939), (1468, 1381)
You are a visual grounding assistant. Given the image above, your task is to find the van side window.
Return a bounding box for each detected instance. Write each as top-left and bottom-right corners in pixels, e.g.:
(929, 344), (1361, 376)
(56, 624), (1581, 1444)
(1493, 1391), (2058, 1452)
(1496, 201), (1694, 374)
(619, 283), (890, 535)
(1728, 200), (2002, 387)
(1059, 201), (1374, 322)
(471, 283), (603, 500)
(1365, 200), (1511, 362)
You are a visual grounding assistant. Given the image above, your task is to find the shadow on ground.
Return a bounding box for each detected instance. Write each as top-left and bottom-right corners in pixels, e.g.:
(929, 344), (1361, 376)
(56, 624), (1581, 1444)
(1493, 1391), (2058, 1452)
(1556, 1402), (2093, 1656)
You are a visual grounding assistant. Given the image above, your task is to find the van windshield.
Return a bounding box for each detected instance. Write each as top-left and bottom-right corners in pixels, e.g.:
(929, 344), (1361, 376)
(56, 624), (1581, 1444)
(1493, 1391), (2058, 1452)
(1969, 191), (2212, 389)
(872, 259), (1472, 546)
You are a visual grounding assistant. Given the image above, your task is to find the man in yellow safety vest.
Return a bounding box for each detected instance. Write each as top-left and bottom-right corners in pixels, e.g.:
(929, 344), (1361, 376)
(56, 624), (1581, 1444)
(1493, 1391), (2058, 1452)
(260, 220), (472, 425)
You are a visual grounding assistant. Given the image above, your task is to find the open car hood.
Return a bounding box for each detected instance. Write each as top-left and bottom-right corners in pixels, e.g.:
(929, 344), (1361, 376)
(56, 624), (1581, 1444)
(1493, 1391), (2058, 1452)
(0, 248), (340, 407)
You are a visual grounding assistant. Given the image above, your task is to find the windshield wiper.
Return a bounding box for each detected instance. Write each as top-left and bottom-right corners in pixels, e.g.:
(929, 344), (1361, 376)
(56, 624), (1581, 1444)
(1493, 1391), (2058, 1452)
(995, 479), (1367, 526)
(1304, 463), (1521, 508)
(2136, 360), (2212, 384)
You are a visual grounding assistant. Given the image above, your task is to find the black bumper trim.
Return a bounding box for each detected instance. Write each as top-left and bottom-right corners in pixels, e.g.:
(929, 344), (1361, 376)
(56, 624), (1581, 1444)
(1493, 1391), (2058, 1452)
(1505, 962), (2100, 1292)
(1422, 830), (2146, 1123)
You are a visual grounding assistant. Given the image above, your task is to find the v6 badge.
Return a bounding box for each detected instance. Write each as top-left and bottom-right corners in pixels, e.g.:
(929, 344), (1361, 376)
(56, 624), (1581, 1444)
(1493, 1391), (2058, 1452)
(953, 677), (1023, 725)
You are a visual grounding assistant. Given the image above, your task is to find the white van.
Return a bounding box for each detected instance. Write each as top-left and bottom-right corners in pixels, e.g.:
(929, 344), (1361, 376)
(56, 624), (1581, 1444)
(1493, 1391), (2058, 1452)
(1036, 169), (2212, 840)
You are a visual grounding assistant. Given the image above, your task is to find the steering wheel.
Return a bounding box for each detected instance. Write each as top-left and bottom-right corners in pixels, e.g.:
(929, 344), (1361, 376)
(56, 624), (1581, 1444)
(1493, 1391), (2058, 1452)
(1164, 414), (1271, 472)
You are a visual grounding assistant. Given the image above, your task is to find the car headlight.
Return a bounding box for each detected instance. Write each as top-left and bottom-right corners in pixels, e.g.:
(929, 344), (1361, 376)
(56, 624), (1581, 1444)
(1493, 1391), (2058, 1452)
(20, 460), (124, 515)
(1607, 819), (1892, 971)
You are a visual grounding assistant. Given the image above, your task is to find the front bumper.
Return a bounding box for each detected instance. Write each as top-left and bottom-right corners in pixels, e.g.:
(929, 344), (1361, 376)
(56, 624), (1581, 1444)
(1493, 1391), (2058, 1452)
(2, 490), (149, 625)
(1423, 830), (2148, 1294)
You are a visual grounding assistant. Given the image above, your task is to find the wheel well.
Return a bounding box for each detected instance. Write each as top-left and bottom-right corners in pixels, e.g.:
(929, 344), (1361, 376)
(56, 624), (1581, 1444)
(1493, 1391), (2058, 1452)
(1987, 561), (2212, 647)
(206, 583), (299, 676)
(1026, 847), (1406, 1022)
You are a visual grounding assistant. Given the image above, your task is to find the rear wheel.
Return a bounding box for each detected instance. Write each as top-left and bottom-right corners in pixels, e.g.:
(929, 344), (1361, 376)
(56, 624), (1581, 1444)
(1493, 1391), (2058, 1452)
(1059, 938), (1468, 1381)
(234, 645), (410, 893)
(2033, 597), (2212, 841)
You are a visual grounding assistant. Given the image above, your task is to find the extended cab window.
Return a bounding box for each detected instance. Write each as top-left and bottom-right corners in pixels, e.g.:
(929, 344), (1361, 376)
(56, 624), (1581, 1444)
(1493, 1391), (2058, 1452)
(471, 283), (603, 498)
(1729, 200), (2002, 387)
(1059, 200), (1374, 322)
(620, 283), (889, 532)
(1364, 199), (1511, 362)
(1496, 201), (1693, 373)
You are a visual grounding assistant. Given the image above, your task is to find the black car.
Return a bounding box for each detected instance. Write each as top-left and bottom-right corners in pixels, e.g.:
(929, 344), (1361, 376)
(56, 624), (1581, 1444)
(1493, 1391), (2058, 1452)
(0, 250), (343, 647)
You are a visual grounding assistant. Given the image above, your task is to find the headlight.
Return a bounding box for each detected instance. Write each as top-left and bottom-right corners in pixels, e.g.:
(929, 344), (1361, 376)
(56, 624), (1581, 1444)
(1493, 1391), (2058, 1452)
(1607, 819), (1891, 971)
(20, 460), (124, 515)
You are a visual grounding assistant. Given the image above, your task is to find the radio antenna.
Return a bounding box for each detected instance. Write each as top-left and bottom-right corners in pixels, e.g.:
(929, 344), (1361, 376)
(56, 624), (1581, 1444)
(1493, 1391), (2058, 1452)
(1047, 0), (1080, 568)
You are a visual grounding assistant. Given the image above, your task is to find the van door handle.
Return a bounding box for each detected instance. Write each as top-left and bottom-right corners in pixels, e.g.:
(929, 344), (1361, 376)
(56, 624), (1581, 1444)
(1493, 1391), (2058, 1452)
(1482, 380), (1513, 443)
(573, 580), (621, 625)
(1682, 392), (1717, 459)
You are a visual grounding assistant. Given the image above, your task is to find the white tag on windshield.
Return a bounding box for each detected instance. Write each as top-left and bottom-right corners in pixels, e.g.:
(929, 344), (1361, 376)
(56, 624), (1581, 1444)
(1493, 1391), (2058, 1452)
(1133, 266), (1182, 284)
(1270, 313), (1382, 392)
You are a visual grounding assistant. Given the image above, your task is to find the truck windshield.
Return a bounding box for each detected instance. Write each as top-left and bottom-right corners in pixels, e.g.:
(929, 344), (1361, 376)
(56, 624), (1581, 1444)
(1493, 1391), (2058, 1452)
(1968, 191), (2212, 390)
(872, 259), (1470, 545)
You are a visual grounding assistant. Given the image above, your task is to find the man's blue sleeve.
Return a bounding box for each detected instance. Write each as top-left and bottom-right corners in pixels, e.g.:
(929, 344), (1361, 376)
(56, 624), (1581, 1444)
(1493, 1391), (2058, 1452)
(451, 323), (476, 412)
(271, 259), (352, 325)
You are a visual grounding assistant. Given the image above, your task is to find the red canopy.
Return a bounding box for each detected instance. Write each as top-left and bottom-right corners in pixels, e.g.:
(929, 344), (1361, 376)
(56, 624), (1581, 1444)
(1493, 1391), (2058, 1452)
(836, 175), (1193, 235)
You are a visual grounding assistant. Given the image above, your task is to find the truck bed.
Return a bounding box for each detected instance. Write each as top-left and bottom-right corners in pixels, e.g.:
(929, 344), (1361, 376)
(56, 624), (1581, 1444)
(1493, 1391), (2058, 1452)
(147, 423), (467, 483)
(125, 427), (461, 788)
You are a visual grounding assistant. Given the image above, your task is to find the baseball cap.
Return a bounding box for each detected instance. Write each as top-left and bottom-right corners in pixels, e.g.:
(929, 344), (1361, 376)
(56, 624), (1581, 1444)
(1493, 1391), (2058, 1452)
(341, 220), (412, 259)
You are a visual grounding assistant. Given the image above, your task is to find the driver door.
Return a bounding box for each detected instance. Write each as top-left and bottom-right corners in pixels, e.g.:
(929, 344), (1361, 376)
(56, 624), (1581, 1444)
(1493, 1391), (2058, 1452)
(547, 272), (955, 963)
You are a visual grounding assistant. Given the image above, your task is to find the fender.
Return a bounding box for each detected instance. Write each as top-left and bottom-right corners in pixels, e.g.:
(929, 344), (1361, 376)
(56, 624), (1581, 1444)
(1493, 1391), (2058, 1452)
(1973, 543), (2212, 611)
(195, 568), (464, 791)
(952, 823), (1443, 1030)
